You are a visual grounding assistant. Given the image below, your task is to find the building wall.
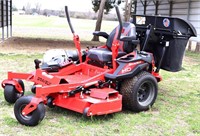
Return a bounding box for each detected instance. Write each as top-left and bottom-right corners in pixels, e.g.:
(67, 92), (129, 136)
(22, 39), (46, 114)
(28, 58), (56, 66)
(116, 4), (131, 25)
(0, 0), (12, 41)
(135, 0), (200, 41)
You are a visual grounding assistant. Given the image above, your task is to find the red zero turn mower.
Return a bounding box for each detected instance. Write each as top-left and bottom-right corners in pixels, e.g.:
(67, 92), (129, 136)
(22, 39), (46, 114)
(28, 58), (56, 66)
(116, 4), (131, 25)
(1, 5), (196, 126)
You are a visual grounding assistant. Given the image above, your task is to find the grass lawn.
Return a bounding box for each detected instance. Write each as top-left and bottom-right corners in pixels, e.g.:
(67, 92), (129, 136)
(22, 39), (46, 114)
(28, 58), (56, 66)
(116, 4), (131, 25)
(13, 15), (117, 30)
(12, 15), (118, 41)
(0, 51), (199, 136)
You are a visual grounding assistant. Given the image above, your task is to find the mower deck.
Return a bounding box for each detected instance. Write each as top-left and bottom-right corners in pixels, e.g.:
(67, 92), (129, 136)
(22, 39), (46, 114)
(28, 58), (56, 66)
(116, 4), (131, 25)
(39, 63), (122, 116)
(3, 62), (122, 116)
(53, 88), (122, 116)
(46, 63), (121, 116)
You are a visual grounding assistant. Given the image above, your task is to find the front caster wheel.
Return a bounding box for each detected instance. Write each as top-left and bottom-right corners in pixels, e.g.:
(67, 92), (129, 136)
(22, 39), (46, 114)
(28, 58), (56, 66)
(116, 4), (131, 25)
(83, 107), (89, 117)
(14, 96), (45, 126)
(31, 85), (36, 94)
(47, 97), (55, 108)
(120, 71), (158, 112)
(4, 79), (25, 103)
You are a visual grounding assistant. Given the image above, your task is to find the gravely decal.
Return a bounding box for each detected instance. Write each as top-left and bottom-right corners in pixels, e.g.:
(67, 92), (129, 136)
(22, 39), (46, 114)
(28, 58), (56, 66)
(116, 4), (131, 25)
(37, 77), (51, 85)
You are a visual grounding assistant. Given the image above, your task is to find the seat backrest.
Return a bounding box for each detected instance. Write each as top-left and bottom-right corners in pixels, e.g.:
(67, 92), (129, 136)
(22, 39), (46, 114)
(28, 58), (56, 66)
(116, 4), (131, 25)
(106, 22), (136, 53)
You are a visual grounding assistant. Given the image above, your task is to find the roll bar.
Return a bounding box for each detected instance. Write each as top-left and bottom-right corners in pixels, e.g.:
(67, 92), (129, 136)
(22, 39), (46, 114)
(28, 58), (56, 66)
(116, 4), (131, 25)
(114, 5), (123, 40)
(65, 6), (75, 34)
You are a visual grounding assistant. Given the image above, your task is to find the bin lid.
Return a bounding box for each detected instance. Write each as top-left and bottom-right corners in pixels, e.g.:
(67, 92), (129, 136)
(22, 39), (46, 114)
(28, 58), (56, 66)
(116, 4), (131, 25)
(131, 15), (197, 37)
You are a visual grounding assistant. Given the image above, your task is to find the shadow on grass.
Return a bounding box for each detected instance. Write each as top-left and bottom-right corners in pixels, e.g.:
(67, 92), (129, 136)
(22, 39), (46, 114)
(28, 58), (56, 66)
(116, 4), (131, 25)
(46, 106), (117, 123)
(45, 105), (155, 124)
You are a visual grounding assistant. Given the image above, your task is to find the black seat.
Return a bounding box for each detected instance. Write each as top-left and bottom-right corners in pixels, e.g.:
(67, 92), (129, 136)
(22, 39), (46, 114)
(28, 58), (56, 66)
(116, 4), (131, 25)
(87, 22), (137, 63)
(87, 48), (126, 62)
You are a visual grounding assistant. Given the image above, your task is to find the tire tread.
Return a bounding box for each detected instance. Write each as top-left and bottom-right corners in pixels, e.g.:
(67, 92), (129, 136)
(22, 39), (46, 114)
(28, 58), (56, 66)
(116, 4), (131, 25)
(120, 71), (158, 112)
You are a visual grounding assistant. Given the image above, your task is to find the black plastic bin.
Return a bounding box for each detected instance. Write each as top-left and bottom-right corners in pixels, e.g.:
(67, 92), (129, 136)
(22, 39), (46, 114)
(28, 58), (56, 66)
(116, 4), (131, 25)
(161, 38), (188, 71)
(131, 15), (197, 72)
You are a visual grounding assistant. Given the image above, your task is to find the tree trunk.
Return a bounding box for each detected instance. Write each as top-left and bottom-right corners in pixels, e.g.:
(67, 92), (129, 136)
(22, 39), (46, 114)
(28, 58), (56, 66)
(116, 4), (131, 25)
(124, 0), (128, 22)
(195, 42), (200, 52)
(124, 0), (132, 22)
(188, 40), (192, 51)
(91, 0), (106, 41)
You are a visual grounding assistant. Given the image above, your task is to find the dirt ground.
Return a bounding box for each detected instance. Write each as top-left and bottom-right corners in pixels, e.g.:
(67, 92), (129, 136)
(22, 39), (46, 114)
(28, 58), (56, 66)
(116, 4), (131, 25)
(0, 37), (102, 54)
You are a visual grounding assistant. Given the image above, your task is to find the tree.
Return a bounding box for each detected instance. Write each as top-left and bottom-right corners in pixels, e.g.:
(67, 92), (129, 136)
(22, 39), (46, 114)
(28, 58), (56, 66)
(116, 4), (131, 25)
(12, 5), (18, 11)
(91, 0), (121, 41)
(92, 0), (121, 14)
(22, 6), (25, 11)
(92, 0), (107, 41)
(24, 2), (32, 14)
(124, 0), (133, 22)
(35, 2), (41, 14)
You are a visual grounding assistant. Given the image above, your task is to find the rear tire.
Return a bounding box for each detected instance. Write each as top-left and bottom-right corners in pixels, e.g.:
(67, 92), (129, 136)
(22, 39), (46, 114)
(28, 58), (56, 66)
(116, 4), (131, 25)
(14, 96), (45, 126)
(120, 71), (158, 112)
(4, 80), (25, 103)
